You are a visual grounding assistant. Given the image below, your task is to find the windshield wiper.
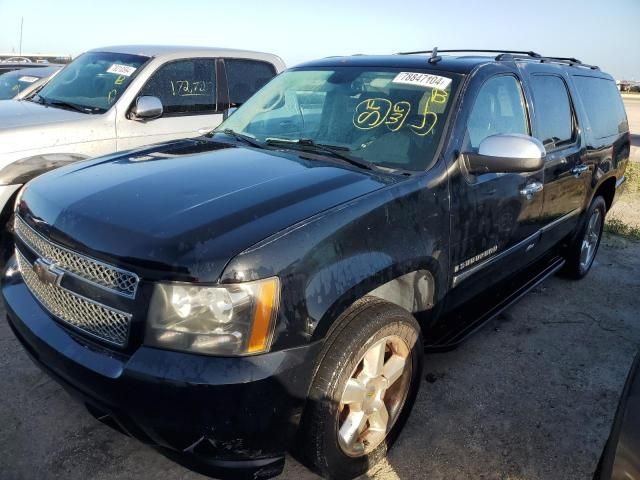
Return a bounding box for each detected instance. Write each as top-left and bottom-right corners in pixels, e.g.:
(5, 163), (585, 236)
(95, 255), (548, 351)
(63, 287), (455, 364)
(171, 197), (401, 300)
(36, 96), (97, 114)
(216, 129), (266, 149)
(265, 138), (373, 171)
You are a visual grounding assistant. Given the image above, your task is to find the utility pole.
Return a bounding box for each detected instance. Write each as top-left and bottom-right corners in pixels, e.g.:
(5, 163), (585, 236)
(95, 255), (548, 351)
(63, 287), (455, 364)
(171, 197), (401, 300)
(19, 17), (23, 55)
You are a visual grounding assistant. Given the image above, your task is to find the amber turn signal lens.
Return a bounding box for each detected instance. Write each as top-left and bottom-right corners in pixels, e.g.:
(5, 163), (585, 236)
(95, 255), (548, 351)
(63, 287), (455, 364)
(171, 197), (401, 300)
(247, 278), (280, 353)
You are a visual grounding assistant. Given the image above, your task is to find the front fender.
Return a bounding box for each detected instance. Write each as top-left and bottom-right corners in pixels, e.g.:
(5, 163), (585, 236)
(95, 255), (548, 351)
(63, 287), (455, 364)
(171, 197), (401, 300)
(0, 153), (88, 186)
(220, 162), (450, 351)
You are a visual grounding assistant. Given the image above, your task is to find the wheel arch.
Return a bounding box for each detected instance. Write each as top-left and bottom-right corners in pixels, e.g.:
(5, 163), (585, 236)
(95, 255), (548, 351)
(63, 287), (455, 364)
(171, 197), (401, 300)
(309, 256), (443, 342)
(593, 175), (617, 212)
(0, 152), (89, 188)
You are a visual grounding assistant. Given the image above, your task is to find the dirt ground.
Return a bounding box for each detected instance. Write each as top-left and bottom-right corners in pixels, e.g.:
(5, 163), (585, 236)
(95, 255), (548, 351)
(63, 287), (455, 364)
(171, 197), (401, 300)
(1, 101), (639, 480)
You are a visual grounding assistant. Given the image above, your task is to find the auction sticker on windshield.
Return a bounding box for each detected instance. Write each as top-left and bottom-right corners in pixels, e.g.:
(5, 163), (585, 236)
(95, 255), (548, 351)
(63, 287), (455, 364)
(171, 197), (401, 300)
(106, 64), (137, 77)
(392, 72), (452, 90)
(18, 76), (39, 83)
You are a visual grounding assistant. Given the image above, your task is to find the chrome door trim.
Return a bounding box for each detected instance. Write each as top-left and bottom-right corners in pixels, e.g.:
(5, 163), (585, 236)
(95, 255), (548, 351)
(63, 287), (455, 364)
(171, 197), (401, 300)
(452, 231), (540, 287)
(540, 207), (581, 233)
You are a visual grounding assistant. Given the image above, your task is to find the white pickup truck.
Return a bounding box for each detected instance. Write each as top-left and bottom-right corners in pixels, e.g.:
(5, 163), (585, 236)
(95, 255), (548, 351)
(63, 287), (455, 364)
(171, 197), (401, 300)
(0, 45), (285, 258)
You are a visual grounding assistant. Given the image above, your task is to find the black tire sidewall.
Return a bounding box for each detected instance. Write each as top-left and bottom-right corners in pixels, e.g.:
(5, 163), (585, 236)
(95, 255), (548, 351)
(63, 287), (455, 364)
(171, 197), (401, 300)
(576, 197), (606, 277)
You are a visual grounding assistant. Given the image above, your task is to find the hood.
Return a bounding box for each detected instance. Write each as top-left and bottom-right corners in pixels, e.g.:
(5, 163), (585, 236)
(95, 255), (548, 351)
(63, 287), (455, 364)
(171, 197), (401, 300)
(18, 138), (397, 282)
(0, 99), (86, 130)
(0, 99), (114, 161)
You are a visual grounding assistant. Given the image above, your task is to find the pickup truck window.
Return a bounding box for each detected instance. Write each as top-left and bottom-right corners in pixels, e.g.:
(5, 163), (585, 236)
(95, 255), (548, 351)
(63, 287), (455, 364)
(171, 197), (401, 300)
(139, 59), (217, 115)
(530, 75), (574, 149)
(467, 75), (528, 149)
(218, 67), (459, 171)
(225, 59), (277, 107)
(572, 75), (628, 140)
(34, 51), (149, 113)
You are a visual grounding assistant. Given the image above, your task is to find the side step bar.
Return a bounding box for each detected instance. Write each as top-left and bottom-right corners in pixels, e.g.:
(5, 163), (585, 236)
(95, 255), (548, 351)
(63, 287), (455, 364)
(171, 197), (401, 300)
(425, 256), (565, 352)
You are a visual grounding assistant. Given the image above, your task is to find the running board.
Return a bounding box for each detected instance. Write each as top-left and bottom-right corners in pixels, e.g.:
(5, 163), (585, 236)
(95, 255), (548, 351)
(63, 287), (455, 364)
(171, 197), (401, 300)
(425, 256), (565, 352)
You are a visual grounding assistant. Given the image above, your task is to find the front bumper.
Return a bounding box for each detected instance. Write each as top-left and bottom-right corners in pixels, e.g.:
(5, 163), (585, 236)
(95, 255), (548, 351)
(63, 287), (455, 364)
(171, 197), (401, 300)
(2, 262), (322, 479)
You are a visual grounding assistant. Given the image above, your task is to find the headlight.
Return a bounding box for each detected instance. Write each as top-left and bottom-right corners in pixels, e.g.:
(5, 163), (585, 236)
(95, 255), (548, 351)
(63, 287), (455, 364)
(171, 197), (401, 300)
(145, 277), (280, 356)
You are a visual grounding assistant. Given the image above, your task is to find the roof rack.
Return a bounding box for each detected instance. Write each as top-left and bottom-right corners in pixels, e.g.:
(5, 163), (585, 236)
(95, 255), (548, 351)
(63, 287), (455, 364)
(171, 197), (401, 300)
(396, 48), (599, 70)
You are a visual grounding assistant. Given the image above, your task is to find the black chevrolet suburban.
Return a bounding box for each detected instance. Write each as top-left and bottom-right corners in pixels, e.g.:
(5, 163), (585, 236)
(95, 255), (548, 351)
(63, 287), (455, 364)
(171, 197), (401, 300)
(1, 49), (630, 479)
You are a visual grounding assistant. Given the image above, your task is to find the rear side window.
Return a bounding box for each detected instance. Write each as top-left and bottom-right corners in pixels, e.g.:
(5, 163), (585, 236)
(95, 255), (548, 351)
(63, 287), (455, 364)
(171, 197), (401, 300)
(467, 75), (529, 149)
(530, 75), (574, 149)
(140, 59), (217, 115)
(225, 59), (276, 107)
(572, 76), (628, 139)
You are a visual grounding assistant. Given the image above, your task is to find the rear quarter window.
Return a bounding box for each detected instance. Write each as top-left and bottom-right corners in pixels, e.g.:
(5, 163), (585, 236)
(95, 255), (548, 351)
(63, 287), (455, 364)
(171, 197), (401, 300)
(225, 59), (277, 107)
(572, 76), (628, 140)
(530, 75), (574, 149)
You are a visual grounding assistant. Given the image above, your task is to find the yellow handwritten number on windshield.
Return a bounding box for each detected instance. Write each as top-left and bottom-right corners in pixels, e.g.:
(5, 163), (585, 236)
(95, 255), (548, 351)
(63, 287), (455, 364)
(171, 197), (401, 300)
(353, 98), (392, 130)
(409, 99), (438, 136)
(384, 101), (411, 132)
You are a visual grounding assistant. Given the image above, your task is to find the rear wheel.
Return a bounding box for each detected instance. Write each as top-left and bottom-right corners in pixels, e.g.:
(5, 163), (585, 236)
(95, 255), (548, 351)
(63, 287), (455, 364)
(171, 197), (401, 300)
(562, 196), (606, 279)
(297, 297), (423, 479)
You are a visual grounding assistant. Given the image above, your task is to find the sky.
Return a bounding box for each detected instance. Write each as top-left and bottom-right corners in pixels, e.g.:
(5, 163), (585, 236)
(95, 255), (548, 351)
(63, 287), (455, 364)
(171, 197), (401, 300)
(0, 0), (639, 80)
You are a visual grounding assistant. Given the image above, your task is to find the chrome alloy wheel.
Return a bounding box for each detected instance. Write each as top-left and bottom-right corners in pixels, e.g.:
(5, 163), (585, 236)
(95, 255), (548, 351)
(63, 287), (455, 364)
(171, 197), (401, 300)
(337, 335), (412, 457)
(580, 208), (602, 270)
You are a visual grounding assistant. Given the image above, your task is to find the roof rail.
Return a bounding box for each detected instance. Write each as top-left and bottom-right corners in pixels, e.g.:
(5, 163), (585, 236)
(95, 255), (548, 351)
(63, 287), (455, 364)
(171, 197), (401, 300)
(397, 48), (542, 57)
(396, 48), (599, 70)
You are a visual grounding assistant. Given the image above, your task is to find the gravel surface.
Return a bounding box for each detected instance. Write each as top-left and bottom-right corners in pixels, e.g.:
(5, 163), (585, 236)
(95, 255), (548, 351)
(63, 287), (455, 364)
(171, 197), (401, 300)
(1, 236), (639, 480)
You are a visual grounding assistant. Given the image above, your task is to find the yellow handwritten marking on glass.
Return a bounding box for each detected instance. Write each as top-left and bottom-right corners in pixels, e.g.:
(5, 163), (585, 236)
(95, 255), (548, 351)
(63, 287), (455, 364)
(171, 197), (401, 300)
(107, 89), (118, 104)
(431, 89), (448, 104)
(384, 101), (411, 132)
(114, 75), (126, 86)
(353, 98), (392, 130)
(409, 99), (438, 136)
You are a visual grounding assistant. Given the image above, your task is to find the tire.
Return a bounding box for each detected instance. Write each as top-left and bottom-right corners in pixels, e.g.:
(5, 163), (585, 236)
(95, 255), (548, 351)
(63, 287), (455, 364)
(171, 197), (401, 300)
(562, 196), (606, 279)
(296, 297), (424, 479)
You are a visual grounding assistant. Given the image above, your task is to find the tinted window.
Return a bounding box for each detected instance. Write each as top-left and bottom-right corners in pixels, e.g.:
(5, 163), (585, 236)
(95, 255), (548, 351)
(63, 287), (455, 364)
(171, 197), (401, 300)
(225, 59), (276, 107)
(36, 51), (148, 113)
(530, 75), (574, 148)
(219, 68), (460, 171)
(467, 75), (528, 149)
(140, 59), (216, 115)
(573, 76), (628, 139)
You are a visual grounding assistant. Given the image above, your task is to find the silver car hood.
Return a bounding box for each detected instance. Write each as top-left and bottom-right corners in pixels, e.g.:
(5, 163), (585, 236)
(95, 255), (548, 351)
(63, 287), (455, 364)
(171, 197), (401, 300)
(0, 100), (85, 130)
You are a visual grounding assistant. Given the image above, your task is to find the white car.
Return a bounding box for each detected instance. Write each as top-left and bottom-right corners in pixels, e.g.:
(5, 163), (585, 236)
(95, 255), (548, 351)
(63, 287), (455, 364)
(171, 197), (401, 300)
(0, 45), (285, 257)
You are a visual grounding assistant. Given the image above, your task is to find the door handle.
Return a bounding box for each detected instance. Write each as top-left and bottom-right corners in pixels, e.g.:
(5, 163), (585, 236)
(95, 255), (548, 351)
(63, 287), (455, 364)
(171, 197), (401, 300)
(571, 164), (589, 177)
(520, 181), (544, 200)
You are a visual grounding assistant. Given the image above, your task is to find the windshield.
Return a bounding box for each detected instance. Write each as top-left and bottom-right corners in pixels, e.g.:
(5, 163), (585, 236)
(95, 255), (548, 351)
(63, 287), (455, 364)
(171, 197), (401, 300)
(35, 51), (149, 113)
(216, 67), (459, 170)
(0, 70), (44, 99)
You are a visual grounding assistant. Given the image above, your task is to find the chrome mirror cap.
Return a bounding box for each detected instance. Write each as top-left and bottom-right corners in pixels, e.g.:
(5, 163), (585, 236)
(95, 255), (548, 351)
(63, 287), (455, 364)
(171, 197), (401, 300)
(465, 134), (546, 174)
(132, 96), (163, 120)
(478, 133), (546, 159)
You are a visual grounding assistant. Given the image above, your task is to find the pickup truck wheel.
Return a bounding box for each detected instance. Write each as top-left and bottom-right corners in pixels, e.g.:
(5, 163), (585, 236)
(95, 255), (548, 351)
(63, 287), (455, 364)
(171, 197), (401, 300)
(297, 297), (423, 479)
(563, 196), (606, 279)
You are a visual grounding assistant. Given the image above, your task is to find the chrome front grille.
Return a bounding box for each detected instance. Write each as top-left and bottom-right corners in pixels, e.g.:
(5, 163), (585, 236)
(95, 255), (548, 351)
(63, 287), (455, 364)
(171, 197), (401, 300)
(16, 250), (131, 347)
(14, 216), (139, 298)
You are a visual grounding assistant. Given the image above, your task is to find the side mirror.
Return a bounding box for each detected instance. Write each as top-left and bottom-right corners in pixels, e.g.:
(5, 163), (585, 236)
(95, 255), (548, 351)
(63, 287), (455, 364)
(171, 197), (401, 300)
(132, 96), (163, 121)
(223, 106), (238, 120)
(464, 134), (545, 174)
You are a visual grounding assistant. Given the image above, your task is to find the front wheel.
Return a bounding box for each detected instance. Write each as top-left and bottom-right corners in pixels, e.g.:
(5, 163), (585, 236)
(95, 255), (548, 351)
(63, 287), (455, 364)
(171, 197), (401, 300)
(562, 196), (606, 279)
(296, 297), (424, 479)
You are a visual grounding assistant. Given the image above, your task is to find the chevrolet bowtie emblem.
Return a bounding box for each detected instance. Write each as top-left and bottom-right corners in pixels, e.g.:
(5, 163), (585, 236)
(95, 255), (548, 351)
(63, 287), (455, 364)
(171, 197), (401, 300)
(32, 258), (65, 286)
